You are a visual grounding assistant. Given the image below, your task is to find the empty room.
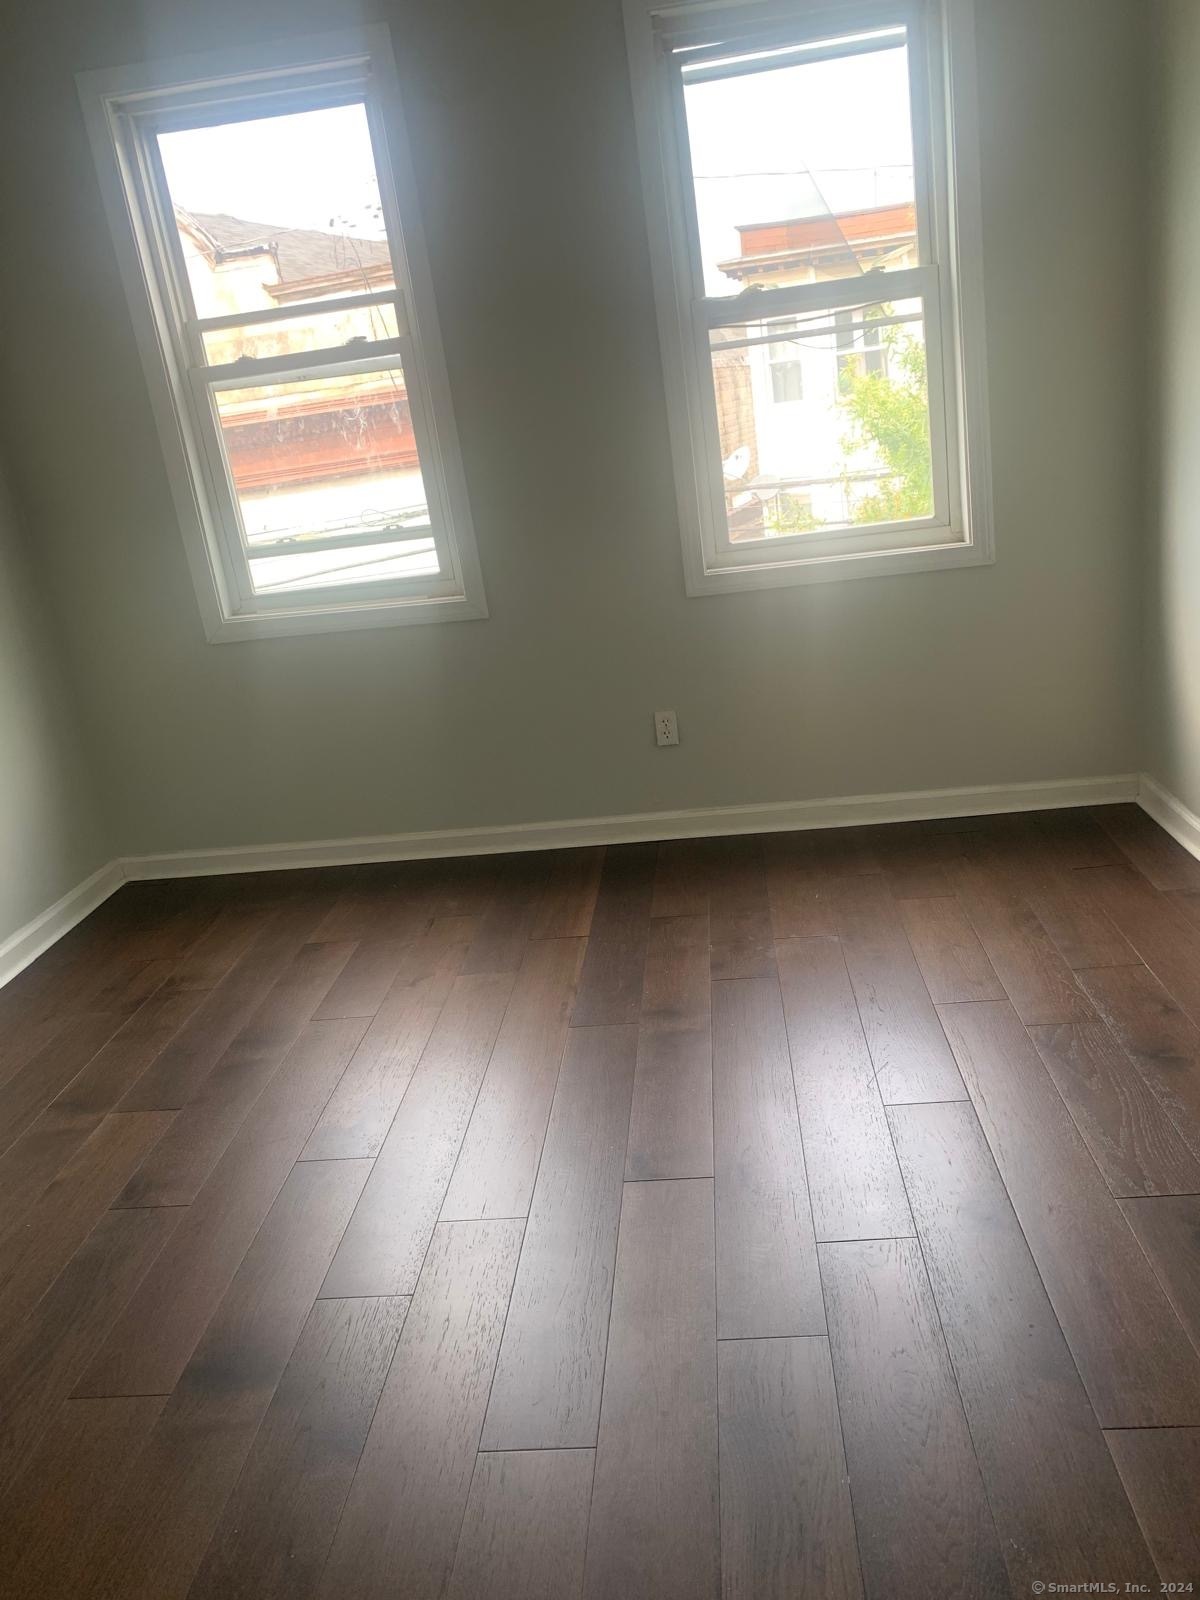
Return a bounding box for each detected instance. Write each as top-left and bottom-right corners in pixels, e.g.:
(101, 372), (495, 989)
(2, 0), (1199, 1594)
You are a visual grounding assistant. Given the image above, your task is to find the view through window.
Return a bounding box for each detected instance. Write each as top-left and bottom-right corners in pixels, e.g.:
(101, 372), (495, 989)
(680, 27), (936, 542)
(155, 102), (438, 596)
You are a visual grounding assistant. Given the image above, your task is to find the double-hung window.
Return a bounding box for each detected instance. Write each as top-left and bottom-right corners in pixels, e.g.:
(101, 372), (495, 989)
(79, 30), (486, 639)
(624, 0), (992, 591)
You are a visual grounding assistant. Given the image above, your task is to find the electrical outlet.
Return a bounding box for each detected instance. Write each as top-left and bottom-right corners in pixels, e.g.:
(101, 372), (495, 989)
(654, 709), (679, 747)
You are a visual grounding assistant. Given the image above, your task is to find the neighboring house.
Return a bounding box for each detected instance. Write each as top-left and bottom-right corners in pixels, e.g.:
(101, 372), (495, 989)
(711, 201), (919, 538)
(176, 210), (429, 562)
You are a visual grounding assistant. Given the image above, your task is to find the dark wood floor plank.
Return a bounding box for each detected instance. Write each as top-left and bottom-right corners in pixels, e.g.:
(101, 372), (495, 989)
(776, 937), (912, 1241)
(1031, 807), (1128, 868)
(626, 913), (712, 1180)
(115, 940), (353, 1207)
(718, 1335), (862, 1600)
(85, 955), (175, 1017)
(708, 835), (776, 980)
(447, 1448), (593, 1600)
(0, 1012), (71, 1092)
(1170, 886), (1200, 931)
(1028, 1020), (1200, 1196)
(625, 1031), (712, 1183)
(187, 1295), (409, 1600)
(117, 902), (339, 1113)
(1106, 1427), (1200, 1584)
(712, 976), (824, 1338)
(0, 1012), (133, 1157)
(764, 834), (839, 940)
(440, 937), (584, 1220)
(638, 909), (709, 1032)
(820, 1236), (1007, 1600)
(0, 1395), (167, 1599)
(1024, 873), (1140, 972)
(0, 987), (206, 1229)
(1119, 1195), (1200, 1352)
(868, 830), (965, 900)
(118, 898), (336, 1111)
(311, 937), (414, 1019)
(482, 1024), (636, 1449)
(77, 1018), (366, 1398)
(651, 838), (712, 920)
(1091, 803), (1200, 890)
(583, 1179), (719, 1600)
(779, 826), (884, 877)
(831, 875), (966, 1103)
(1077, 960), (1200, 1158)
(936, 999), (1200, 1425)
(1076, 864), (1200, 1025)
(160, 901), (274, 995)
(0, 1207), (178, 1495)
(950, 853), (1095, 1024)
(310, 865), (437, 943)
(530, 846), (604, 938)
(301, 919), (473, 1160)
(0, 1110), (175, 1344)
(432, 855), (509, 919)
(461, 853), (552, 974)
(898, 897), (1005, 1003)
(888, 1099), (1159, 1591)
(320, 972), (515, 1297)
(571, 844), (656, 1025)
(86, 1158), (370, 1600)
(316, 1219), (524, 1600)
(961, 822), (1139, 972)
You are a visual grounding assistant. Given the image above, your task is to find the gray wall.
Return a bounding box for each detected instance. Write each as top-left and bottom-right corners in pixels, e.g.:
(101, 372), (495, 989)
(1145, 0), (1200, 818)
(0, 0), (1148, 861)
(0, 462), (110, 946)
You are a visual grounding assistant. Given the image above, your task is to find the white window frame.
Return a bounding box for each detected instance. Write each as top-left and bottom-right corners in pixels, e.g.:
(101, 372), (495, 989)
(623, 0), (994, 594)
(78, 28), (487, 641)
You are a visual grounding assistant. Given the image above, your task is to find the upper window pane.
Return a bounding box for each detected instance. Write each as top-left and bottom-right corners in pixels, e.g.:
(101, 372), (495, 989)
(681, 31), (918, 297)
(157, 104), (396, 321)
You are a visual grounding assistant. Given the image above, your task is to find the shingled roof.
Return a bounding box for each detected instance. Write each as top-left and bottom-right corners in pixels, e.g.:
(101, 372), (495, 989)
(182, 210), (392, 286)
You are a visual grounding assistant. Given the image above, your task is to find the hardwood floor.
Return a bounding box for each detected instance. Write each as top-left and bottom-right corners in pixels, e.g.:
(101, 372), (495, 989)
(1, 805), (1199, 1596)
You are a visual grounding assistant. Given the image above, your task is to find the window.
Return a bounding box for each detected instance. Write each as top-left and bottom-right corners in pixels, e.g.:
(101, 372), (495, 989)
(78, 31), (486, 639)
(624, 0), (993, 593)
(769, 330), (806, 403)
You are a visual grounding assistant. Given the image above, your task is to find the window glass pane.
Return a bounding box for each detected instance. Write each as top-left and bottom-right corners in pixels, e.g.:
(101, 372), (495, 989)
(212, 365), (432, 574)
(201, 302), (400, 364)
(248, 538), (437, 594)
(682, 33), (917, 297)
(710, 297), (934, 539)
(158, 104), (395, 321)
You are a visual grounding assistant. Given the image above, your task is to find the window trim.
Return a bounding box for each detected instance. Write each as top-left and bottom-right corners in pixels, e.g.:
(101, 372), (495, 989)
(78, 27), (488, 641)
(623, 0), (994, 594)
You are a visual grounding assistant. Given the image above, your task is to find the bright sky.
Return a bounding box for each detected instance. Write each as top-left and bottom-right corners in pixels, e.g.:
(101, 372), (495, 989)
(155, 38), (914, 289)
(157, 102), (387, 238)
(683, 41), (915, 294)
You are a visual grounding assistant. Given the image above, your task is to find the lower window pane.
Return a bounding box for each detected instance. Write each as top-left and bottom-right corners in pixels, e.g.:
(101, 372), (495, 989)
(710, 298), (934, 541)
(213, 365), (434, 591)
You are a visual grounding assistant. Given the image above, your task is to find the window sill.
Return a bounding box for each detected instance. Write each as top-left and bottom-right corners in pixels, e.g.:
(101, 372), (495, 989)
(203, 590), (489, 643)
(685, 533), (993, 597)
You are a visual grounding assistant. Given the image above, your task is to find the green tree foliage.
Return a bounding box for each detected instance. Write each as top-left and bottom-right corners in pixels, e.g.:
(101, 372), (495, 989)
(839, 318), (933, 525)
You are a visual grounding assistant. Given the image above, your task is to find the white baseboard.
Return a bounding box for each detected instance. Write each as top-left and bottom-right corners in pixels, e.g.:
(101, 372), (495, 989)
(0, 771), (1151, 993)
(1138, 774), (1200, 863)
(0, 861), (126, 991)
(121, 773), (1140, 880)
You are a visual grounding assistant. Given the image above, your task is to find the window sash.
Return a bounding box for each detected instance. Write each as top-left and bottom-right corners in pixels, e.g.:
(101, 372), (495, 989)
(101, 46), (473, 619)
(645, 0), (966, 575)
